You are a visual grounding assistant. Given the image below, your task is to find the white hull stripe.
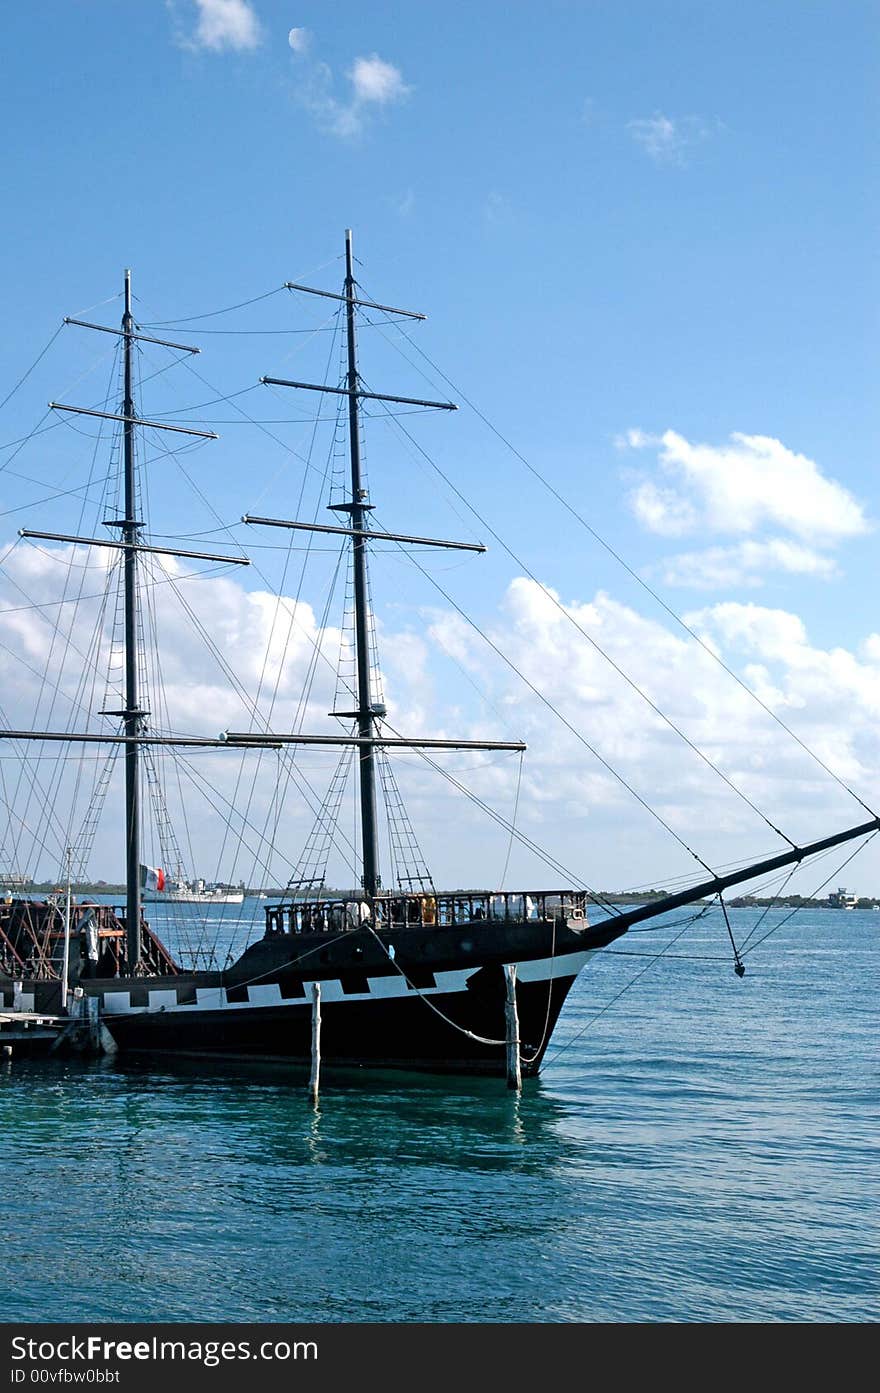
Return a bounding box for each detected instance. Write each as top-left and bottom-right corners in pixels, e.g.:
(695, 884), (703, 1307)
(514, 949), (591, 982)
(99, 949), (595, 1016)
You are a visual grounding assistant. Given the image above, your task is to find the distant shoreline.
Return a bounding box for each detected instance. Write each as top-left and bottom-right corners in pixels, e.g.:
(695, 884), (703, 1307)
(4, 882), (878, 910)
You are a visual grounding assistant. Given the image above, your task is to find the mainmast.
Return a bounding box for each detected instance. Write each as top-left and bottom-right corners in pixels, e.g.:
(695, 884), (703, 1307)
(248, 230), (535, 897)
(121, 270), (143, 966)
(343, 230), (380, 896)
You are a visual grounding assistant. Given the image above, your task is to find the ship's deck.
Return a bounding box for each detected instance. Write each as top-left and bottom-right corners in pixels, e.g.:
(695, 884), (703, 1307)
(264, 888), (589, 934)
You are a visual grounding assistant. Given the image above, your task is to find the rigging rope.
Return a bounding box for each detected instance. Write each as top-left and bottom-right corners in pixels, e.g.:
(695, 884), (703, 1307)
(138, 286), (287, 326)
(735, 865), (797, 953)
(361, 918), (506, 1048)
(544, 830), (876, 1069)
(87, 298), (701, 919)
(740, 833), (878, 958)
(0, 323), (65, 412)
(372, 397), (798, 854)
(541, 907), (712, 1070)
(210, 309), (348, 934)
(376, 530), (717, 876)
(718, 895), (746, 976)
(498, 750), (524, 890)
(376, 714), (628, 917)
(4, 347), (123, 878)
(375, 312), (878, 824)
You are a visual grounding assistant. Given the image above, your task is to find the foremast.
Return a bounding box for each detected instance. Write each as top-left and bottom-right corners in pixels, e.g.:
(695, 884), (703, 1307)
(12, 279), (241, 970)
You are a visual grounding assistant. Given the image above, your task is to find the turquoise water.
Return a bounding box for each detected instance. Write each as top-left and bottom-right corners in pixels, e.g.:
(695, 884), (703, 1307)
(1, 905), (877, 1323)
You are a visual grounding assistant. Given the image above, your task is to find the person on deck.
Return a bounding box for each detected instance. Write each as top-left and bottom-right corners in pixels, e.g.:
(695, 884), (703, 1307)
(79, 906), (99, 979)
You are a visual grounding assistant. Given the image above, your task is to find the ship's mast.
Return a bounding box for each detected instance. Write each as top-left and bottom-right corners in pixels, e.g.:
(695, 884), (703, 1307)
(343, 230), (380, 896)
(10, 245), (497, 929)
(247, 233), (534, 896)
(121, 270), (143, 965)
(15, 283), (237, 970)
(5, 245), (880, 939)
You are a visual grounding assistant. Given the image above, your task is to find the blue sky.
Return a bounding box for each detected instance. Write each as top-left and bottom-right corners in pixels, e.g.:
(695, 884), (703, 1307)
(1, 2), (879, 895)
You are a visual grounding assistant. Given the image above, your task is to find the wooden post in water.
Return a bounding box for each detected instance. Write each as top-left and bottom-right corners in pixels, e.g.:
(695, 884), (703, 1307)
(61, 847), (72, 1011)
(86, 995), (102, 1054)
(309, 982), (322, 1106)
(504, 963), (521, 1092)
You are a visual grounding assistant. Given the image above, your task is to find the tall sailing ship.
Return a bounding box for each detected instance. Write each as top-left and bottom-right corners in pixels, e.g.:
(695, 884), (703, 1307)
(1, 232), (877, 1077)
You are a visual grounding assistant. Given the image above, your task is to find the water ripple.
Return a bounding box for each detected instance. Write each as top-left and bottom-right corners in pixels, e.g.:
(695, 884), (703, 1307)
(1, 907), (877, 1321)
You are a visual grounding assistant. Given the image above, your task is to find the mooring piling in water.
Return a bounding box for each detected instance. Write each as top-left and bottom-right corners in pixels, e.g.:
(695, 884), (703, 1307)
(37, 992), (116, 1058)
(309, 981), (322, 1105)
(504, 963), (522, 1092)
(85, 994), (102, 1052)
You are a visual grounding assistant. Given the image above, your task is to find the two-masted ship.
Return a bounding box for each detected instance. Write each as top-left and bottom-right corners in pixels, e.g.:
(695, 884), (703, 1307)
(2, 232), (878, 1079)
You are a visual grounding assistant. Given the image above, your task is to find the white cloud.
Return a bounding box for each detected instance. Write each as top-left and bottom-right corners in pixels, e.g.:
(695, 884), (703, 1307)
(299, 64), (362, 140)
(0, 543), (352, 886)
(291, 43), (410, 139)
(659, 539), (839, 589)
(4, 544), (880, 894)
(687, 600), (880, 723)
(184, 0), (263, 52)
(425, 576), (880, 886)
(687, 601), (809, 659)
(630, 480), (699, 537)
(627, 112), (714, 165)
(626, 429), (868, 543)
(614, 427), (657, 451)
(349, 55), (409, 104)
(629, 112), (677, 160)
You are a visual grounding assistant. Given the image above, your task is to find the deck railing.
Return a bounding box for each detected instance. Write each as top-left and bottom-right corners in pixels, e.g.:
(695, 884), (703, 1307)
(263, 889), (588, 936)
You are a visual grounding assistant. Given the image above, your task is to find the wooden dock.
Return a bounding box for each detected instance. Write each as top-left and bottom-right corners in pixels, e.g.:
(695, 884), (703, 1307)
(0, 1007), (109, 1059)
(0, 1010), (67, 1058)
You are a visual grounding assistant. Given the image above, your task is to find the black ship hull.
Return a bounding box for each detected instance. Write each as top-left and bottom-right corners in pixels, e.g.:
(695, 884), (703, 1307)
(98, 914), (617, 1077)
(97, 974), (581, 1076)
(3, 909), (622, 1077)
